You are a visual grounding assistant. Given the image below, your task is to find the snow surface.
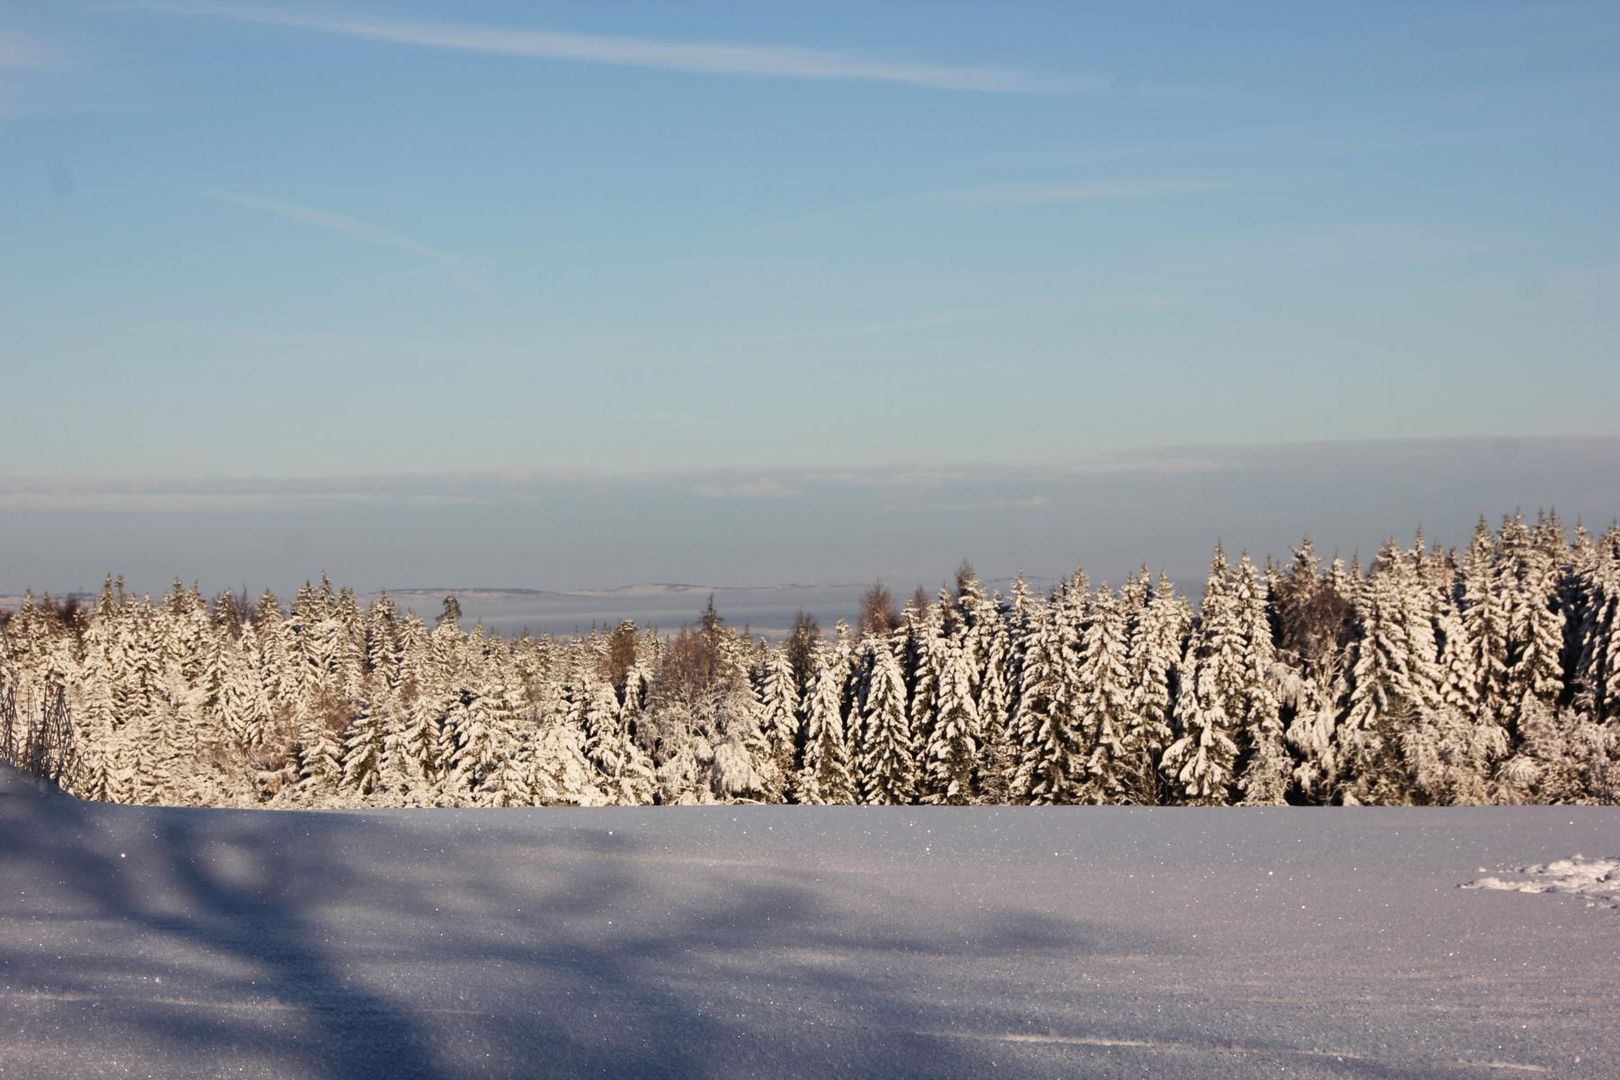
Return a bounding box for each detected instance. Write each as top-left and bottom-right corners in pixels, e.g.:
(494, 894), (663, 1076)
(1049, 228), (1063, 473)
(356, 584), (886, 636)
(1465, 856), (1620, 908)
(2, 764), (1617, 1079)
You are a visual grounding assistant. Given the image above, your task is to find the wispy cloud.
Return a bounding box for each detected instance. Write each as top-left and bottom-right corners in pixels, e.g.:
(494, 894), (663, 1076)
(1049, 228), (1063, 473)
(985, 121), (1515, 173)
(758, 178), (1234, 237)
(0, 30), (57, 69)
(1193, 222), (1496, 273)
(6, 438), (1618, 515)
(128, 1), (1087, 93)
(921, 494), (1055, 514)
(935, 179), (1236, 206)
(188, 186), (481, 291)
(694, 477), (798, 500)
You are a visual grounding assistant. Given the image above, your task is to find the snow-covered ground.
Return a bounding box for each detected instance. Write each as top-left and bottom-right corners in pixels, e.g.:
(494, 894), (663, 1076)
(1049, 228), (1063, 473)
(360, 584), (885, 636)
(2, 765), (1615, 1079)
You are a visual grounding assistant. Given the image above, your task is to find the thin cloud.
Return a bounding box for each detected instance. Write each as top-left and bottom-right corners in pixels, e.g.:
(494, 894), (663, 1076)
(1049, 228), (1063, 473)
(986, 121), (1516, 173)
(758, 178), (1234, 236)
(0, 30), (57, 69)
(129, 1), (1089, 93)
(1187, 223), (1496, 273)
(934, 179), (1237, 206)
(921, 494), (1055, 513)
(188, 186), (481, 291)
(694, 477), (798, 500)
(6, 439), (1618, 514)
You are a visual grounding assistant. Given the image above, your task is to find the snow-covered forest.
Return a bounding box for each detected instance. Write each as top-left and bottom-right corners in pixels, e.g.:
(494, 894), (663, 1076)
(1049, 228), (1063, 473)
(3, 512), (1617, 808)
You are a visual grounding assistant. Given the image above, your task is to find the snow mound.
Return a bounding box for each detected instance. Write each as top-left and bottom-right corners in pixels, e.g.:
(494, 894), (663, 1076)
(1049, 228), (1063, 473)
(1464, 855), (1620, 908)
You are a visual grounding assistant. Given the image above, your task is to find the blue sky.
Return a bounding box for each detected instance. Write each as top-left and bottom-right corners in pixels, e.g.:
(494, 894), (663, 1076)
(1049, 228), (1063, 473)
(1, 2), (1617, 595)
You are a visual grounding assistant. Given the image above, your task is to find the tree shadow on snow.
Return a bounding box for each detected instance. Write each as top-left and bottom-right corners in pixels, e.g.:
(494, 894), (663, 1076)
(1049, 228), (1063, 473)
(0, 772), (1193, 1079)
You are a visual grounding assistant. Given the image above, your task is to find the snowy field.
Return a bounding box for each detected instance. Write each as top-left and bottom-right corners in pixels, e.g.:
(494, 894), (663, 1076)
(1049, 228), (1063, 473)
(358, 584), (895, 637)
(2, 766), (1615, 1079)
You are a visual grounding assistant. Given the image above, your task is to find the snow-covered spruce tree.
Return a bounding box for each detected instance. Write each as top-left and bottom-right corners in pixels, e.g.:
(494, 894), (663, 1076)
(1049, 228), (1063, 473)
(922, 639), (980, 805)
(707, 650), (774, 802)
(1232, 554), (1290, 805)
(1570, 525), (1620, 724)
(448, 644), (529, 806)
(520, 715), (604, 807)
(1049, 570), (1088, 692)
(1011, 606), (1082, 804)
(756, 647), (800, 798)
(365, 594), (405, 695)
(393, 615), (464, 796)
(1073, 584), (1134, 804)
(830, 618), (859, 729)
(1459, 519), (1511, 719)
(857, 636), (916, 805)
(1005, 572), (1038, 672)
(1276, 549), (1354, 803)
(1161, 551), (1243, 805)
(70, 585), (122, 802)
(1337, 541), (1433, 803)
(340, 691), (387, 800)
(1498, 512), (1567, 714)
(796, 648), (855, 804)
(1334, 539), (1502, 805)
(1161, 651), (1238, 805)
(972, 603), (1015, 805)
(1426, 544), (1479, 718)
(1497, 697), (1615, 804)
(118, 594), (177, 804)
(581, 668), (655, 805)
(901, 597), (945, 769)
(154, 581), (218, 804)
(1124, 571), (1188, 804)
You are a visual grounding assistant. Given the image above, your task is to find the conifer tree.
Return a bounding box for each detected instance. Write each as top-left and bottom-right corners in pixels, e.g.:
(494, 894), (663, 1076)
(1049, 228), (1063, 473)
(1336, 541), (1450, 804)
(1161, 654), (1238, 805)
(1233, 553), (1290, 805)
(1125, 572), (1187, 804)
(582, 675), (655, 804)
(922, 640), (979, 805)
(1161, 550), (1242, 804)
(1011, 608), (1081, 804)
(796, 650), (855, 804)
(857, 639), (916, 805)
(1074, 585), (1134, 803)
(757, 648), (800, 794)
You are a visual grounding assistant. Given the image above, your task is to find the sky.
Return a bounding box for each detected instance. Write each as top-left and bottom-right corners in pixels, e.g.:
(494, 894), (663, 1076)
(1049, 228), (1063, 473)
(1, 2), (1617, 600)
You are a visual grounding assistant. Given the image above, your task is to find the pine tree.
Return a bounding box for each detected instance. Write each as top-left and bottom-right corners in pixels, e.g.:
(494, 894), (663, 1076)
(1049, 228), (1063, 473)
(757, 647), (800, 796)
(1125, 572), (1187, 804)
(524, 719), (605, 806)
(1571, 526), (1620, 723)
(582, 675), (655, 804)
(857, 639), (916, 805)
(1498, 698), (1614, 804)
(1161, 653), (1238, 805)
(1073, 585), (1133, 803)
(922, 640), (979, 805)
(1011, 607), (1082, 804)
(709, 661), (773, 801)
(1233, 554), (1290, 805)
(796, 650), (855, 804)
(1497, 513), (1565, 712)
(1161, 551), (1242, 805)
(972, 606), (1015, 805)
(340, 694), (387, 799)
(1336, 541), (1450, 804)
